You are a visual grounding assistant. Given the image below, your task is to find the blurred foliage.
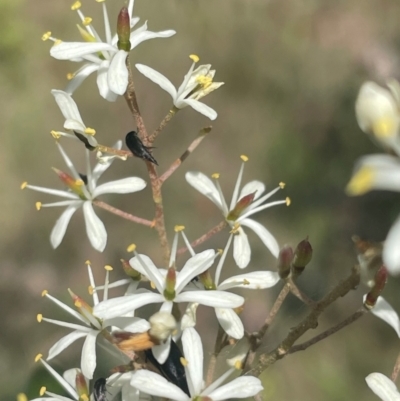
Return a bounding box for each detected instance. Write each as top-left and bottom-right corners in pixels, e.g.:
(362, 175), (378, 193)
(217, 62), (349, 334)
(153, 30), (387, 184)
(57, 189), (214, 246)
(2, 0), (400, 400)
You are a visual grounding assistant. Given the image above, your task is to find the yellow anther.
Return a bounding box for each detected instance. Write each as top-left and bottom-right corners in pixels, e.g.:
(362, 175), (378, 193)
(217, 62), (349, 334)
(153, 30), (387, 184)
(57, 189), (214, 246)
(20, 182), (27, 190)
(174, 225), (185, 232)
(285, 197), (291, 206)
(81, 395), (89, 401)
(83, 17), (92, 26)
(234, 360), (243, 370)
(189, 54), (199, 63)
(180, 357), (189, 366)
(88, 286), (94, 295)
(37, 314), (43, 323)
(85, 127), (96, 135)
(217, 248), (223, 255)
(41, 32), (52, 41)
(34, 354), (43, 362)
(96, 0), (106, 2)
(150, 281), (156, 289)
(39, 387), (46, 396)
(346, 167), (374, 196)
(372, 117), (396, 138)
(17, 393), (28, 401)
(66, 72), (75, 80)
(211, 173), (220, 179)
(240, 155), (249, 162)
(104, 265), (113, 271)
(230, 223), (240, 234)
(279, 182), (286, 189)
(127, 243), (136, 252)
(196, 75), (212, 88)
(71, 1), (81, 11)
(36, 202), (42, 211)
(243, 279), (250, 285)
(75, 300), (82, 308)
(85, 260), (91, 265)
(41, 290), (48, 297)
(50, 130), (61, 139)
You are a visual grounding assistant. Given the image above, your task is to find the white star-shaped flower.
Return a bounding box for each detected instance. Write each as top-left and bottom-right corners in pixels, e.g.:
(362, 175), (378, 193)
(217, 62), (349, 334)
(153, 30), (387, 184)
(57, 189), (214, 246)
(22, 140), (146, 252)
(136, 54), (224, 120)
(346, 154), (400, 275)
(366, 372), (400, 401)
(38, 264), (150, 379)
(44, 0), (175, 101)
(186, 155), (289, 268)
(130, 327), (263, 401)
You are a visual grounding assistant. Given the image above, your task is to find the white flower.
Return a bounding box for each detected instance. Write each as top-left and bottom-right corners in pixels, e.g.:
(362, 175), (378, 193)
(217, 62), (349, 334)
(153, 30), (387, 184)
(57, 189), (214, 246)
(130, 327), (263, 401)
(45, 0), (175, 101)
(22, 141), (146, 252)
(186, 156), (289, 268)
(136, 54), (224, 120)
(366, 372), (400, 401)
(355, 81), (400, 154)
(38, 264), (150, 379)
(346, 154), (400, 274)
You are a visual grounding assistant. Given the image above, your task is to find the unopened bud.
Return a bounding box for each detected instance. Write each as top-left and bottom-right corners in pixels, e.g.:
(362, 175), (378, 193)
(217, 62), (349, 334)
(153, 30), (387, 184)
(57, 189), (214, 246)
(121, 259), (141, 281)
(292, 237), (312, 274)
(278, 245), (294, 279)
(226, 193), (255, 221)
(117, 7), (131, 51)
(149, 311), (177, 342)
(365, 265), (388, 309)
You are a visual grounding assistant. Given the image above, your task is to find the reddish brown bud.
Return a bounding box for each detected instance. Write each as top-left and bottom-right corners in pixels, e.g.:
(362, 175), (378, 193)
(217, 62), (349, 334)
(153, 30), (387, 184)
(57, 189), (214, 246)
(278, 245), (294, 279)
(365, 265), (388, 309)
(117, 7), (131, 51)
(292, 237), (313, 274)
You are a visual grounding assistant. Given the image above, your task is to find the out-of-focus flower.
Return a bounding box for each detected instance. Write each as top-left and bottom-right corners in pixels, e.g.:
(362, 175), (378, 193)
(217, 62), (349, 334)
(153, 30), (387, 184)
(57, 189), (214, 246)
(37, 264), (149, 379)
(186, 155), (289, 268)
(366, 372), (400, 401)
(44, 0), (175, 101)
(136, 55), (223, 120)
(355, 80), (400, 154)
(130, 328), (263, 401)
(22, 141), (146, 252)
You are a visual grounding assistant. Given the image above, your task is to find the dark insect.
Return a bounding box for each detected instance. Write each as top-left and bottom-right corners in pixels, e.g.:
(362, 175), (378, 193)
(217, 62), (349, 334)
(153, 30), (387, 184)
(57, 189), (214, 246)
(74, 131), (97, 151)
(144, 340), (190, 396)
(125, 130), (158, 165)
(93, 377), (107, 401)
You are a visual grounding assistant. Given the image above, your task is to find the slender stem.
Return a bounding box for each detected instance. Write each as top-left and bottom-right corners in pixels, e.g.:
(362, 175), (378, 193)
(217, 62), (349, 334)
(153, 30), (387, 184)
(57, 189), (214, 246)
(96, 145), (132, 158)
(391, 352), (400, 382)
(158, 127), (212, 185)
(287, 278), (316, 307)
(247, 265), (360, 377)
(93, 200), (154, 226)
(177, 221), (227, 255)
(148, 108), (179, 143)
(288, 308), (366, 354)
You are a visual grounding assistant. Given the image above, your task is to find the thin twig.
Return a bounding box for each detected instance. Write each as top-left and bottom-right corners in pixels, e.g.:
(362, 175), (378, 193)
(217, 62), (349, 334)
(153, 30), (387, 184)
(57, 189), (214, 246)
(93, 200), (154, 226)
(287, 278), (316, 307)
(148, 108), (178, 143)
(177, 221), (227, 255)
(391, 352), (400, 382)
(158, 127), (212, 185)
(288, 308), (366, 354)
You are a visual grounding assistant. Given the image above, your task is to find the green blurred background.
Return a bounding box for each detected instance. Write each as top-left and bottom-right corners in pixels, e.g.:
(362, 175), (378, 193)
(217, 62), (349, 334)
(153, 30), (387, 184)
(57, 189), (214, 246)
(2, 0), (400, 400)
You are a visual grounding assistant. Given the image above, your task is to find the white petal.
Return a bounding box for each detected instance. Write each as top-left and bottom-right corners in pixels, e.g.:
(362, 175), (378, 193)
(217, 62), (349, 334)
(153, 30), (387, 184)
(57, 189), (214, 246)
(97, 59), (118, 102)
(108, 50), (129, 95)
(369, 296), (400, 337)
(233, 228), (251, 268)
(130, 29), (176, 50)
(65, 63), (99, 95)
(176, 291), (244, 308)
(93, 292), (163, 319)
(130, 370), (189, 401)
(50, 205), (80, 248)
(93, 177), (146, 197)
(50, 41), (115, 60)
(82, 202), (107, 252)
(81, 330), (98, 379)
(218, 271), (280, 290)
(215, 308), (244, 339)
(176, 249), (216, 292)
(182, 328), (203, 396)
(185, 171), (223, 209)
(47, 330), (87, 360)
(92, 140), (122, 182)
(182, 98), (217, 120)
(208, 377), (263, 400)
(239, 180), (266, 200)
(104, 317), (150, 332)
(129, 254), (165, 293)
(51, 89), (84, 127)
(240, 218), (280, 258)
(366, 372), (400, 401)
(135, 64), (177, 99)
(383, 215), (400, 275)
(151, 338), (171, 364)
